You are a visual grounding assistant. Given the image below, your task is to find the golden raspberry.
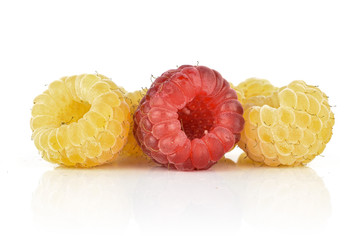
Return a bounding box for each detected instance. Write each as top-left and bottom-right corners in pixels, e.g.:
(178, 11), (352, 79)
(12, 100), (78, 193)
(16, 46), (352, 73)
(120, 88), (148, 158)
(233, 80), (334, 166)
(231, 78), (278, 106)
(30, 74), (131, 167)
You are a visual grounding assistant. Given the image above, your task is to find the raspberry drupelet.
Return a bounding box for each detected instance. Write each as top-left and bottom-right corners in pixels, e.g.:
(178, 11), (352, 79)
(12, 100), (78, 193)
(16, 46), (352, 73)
(134, 65), (245, 170)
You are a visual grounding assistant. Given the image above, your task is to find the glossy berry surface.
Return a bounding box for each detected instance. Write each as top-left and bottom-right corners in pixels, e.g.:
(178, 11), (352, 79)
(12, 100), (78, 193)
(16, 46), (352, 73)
(134, 65), (244, 170)
(120, 89), (148, 158)
(30, 74), (131, 167)
(232, 79), (334, 166)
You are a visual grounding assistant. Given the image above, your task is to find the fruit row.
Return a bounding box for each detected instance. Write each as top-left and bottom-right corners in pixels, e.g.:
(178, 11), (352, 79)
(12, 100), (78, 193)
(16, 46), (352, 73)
(30, 65), (334, 170)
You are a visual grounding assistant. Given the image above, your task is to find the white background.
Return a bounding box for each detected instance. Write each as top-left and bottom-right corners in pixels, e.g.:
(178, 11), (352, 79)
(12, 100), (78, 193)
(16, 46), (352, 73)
(0, 0), (359, 239)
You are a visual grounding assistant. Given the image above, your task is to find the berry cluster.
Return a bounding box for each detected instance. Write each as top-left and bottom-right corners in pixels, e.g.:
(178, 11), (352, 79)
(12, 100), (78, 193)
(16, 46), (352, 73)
(30, 66), (334, 170)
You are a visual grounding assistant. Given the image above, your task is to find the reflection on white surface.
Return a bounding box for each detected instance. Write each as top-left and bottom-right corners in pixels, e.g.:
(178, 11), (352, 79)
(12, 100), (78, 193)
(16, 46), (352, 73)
(230, 160), (332, 229)
(32, 157), (331, 234)
(133, 166), (242, 235)
(32, 163), (135, 230)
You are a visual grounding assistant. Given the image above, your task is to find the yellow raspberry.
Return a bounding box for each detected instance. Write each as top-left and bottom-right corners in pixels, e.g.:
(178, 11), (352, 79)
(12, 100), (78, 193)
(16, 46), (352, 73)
(30, 74), (131, 167)
(231, 78), (278, 104)
(233, 80), (334, 166)
(120, 88), (148, 158)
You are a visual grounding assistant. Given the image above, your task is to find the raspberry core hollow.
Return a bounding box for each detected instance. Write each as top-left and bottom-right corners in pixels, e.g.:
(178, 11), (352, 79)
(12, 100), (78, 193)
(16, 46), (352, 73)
(134, 65), (245, 170)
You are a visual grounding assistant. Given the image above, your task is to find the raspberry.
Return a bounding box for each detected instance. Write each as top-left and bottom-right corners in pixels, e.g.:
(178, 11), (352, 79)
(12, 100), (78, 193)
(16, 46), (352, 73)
(120, 88), (148, 158)
(134, 65), (245, 170)
(30, 74), (131, 167)
(231, 78), (279, 110)
(231, 78), (278, 101)
(233, 80), (334, 166)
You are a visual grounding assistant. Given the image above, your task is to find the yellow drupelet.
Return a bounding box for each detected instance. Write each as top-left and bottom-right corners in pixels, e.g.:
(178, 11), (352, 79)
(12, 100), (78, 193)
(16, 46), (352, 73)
(232, 79), (335, 166)
(30, 74), (131, 167)
(119, 89), (148, 158)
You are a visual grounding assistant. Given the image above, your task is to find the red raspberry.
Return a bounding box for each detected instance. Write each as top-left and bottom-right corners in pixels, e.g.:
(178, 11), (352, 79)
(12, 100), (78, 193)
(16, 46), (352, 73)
(134, 65), (244, 170)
